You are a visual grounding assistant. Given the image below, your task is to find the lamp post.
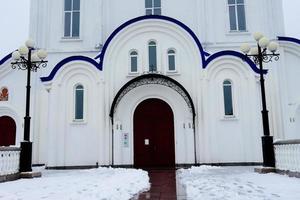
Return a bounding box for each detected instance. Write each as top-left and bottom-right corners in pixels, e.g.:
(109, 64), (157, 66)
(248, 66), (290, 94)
(11, 39), (48, 172)
(240, 33), (279, 167)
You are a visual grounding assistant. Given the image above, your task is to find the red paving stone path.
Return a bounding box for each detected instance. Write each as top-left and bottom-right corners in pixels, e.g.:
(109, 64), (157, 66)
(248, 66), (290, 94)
(134, 169), (187, 200)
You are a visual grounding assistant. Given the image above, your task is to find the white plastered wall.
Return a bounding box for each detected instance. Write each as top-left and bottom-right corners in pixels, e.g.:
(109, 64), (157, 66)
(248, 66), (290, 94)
(43, 62), (106, 167)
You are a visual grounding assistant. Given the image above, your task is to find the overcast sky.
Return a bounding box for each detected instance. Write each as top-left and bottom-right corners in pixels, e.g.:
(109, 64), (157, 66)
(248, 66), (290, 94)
(1, 0), (300, 58)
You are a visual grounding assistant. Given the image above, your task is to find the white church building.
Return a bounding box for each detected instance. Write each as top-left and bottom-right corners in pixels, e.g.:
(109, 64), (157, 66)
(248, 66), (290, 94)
(0, 0), (300, 168)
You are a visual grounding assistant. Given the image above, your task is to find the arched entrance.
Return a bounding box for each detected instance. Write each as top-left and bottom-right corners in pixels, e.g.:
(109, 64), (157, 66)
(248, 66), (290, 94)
(134, 98), (175, 168)
(0, 116), (16, 146)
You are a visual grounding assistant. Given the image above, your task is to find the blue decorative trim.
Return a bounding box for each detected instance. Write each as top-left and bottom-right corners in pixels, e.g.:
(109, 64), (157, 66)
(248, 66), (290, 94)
(95, 15), (207, 68)
(0, 53), (12, 66)
(40, 56), (100, 82)
(204, 50), (265, 74)
(41, 15), (261, 82)
(278, 36), (300, 46)
(203, 51), (211, 57)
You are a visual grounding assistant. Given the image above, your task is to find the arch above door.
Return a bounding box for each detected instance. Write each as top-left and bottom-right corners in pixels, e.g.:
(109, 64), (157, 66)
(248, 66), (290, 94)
(0, 116), (16, 146)
(110, 73), (196, 120)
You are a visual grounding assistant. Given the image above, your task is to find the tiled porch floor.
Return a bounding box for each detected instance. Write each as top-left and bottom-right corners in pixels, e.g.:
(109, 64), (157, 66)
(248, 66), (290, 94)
(133, 169), (187, 200)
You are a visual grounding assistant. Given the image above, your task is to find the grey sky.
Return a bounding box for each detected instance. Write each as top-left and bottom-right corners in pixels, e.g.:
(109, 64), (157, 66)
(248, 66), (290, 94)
(1, 0), (300, 58)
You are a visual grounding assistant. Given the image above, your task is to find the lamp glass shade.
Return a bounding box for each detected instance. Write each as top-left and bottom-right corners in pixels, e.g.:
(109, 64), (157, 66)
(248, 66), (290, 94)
(259, 37), (270, 49)
(253, 32), (264, 41)
(31, 53), (40, 62)
(12, 51), (21, 60)
(37, 49), (48, 60)
(240, 43), (251, 54)
(268, 41), (279, 53)
(25, 39), (35, 48)
(250, 47), (259, 55)
(18, 46), (29, 56)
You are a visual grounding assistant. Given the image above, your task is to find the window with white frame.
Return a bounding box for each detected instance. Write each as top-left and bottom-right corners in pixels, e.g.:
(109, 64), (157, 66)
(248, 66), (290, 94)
(223, 80), (234, 116)
(228, 0), (246, 32)
(130, 51), (138, 73)
(74, 84), (84, 120)
(148, 41), (157, 71)
(167, 49), (176, 71)
(64, 0), (80, 38)
(145, 0), (161, 15)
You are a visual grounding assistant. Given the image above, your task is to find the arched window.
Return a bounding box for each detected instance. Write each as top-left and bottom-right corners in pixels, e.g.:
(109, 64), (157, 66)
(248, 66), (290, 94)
(0, 87), (9, 101)
(145, 0), (161, 15)
(130, 51), (138, 73)
(74, 84), (84, 120)
(223, 80), (234, 116)
(64, 0), (80, 37)
(148, 41), (157, 72)
(167, 49), (176, 71)
(228, 0), (246, 31)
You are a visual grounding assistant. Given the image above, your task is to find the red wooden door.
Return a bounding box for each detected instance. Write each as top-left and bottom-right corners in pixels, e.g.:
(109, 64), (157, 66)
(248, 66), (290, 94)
(134, 98), (175, 168)
(0, 116), (16, 146)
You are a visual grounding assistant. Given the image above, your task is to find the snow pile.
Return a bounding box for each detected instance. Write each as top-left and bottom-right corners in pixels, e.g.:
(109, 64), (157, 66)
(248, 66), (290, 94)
(178, 166), (300, 200)
(0, 167), (150, 200)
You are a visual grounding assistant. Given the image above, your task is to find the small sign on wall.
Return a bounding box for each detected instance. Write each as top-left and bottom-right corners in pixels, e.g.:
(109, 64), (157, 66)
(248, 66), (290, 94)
(123, 133), (129, 148)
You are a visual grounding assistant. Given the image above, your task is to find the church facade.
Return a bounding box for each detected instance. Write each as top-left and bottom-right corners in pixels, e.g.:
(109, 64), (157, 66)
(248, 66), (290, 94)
(1, 0), (300, 168)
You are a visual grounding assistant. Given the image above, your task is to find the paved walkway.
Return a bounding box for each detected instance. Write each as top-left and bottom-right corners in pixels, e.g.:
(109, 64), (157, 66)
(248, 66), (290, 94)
(134, 169), (187, 200)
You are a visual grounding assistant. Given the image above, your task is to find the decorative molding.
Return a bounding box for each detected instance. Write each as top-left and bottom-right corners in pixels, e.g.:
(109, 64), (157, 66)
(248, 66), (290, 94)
(40, 56), (100, 82)
(110, 74), (196, 119)
(278, 36), (300, 46)
(114, 77), (193, 115)
(40, 15), (263, 82)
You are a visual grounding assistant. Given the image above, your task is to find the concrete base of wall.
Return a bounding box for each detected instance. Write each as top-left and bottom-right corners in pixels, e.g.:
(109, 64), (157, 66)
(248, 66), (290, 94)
(45, 162), (262, 170)
(20, 171), (42, 179)
(254, 167), (276, 174)
(0, 173), (20, 183)
(276, 169), (300, 178)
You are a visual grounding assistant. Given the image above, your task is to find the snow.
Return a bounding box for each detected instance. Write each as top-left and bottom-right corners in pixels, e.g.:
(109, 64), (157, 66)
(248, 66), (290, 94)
(178, 166), (300, 200)
(0, 167), (150, 200)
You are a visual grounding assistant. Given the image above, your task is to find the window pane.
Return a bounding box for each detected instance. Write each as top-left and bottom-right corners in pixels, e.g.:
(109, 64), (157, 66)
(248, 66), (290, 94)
(237, 5), (246, 31)
(64, 12), (71, 37)
(146, 9), (152, 15)
(168, 55), (175, 71)
(154, 8), (161, 15)
(237, 0), (244, 4)
(228, 0), (235, 4)
(224, 80), (231, 85)
(223, 85), (233, 116)
(154, 0), (161, 7)
(149, 41), (156, 46)
(65, 0), (72, 11)
(75, 89), (84, 119)
(149, 45), (157, 71)
(229, 6), (237, 30)
(76, 85), (83, 90)
(145, 0), (152, 8)
(73, 0), (80, 10)
(131, 57), (138, 72)
(72, 11), (80, 37)
(168, 50), (175, 54)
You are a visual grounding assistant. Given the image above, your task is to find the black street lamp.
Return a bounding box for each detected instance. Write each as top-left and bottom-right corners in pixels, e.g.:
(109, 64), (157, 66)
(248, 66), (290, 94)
(11, 39), (48, 172)
(240, 33), (279, 167)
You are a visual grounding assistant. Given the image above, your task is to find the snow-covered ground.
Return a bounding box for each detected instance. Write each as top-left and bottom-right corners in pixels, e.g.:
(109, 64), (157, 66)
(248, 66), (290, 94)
(178, 166), (300, 200)
(0, 167), (150, 200)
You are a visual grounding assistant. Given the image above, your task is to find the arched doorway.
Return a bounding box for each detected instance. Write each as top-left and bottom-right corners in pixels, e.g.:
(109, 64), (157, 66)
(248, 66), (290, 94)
(134, 98), (175, 168)
(0, 116), (16, 146)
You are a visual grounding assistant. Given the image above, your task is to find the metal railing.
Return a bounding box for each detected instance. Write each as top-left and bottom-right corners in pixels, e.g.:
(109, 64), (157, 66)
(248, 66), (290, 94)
(274, 140), (300, 173)
(0, 147), (20, 176)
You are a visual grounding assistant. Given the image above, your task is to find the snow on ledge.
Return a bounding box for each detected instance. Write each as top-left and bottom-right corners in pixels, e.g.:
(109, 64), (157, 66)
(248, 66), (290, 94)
(0, 167), (150, 200)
